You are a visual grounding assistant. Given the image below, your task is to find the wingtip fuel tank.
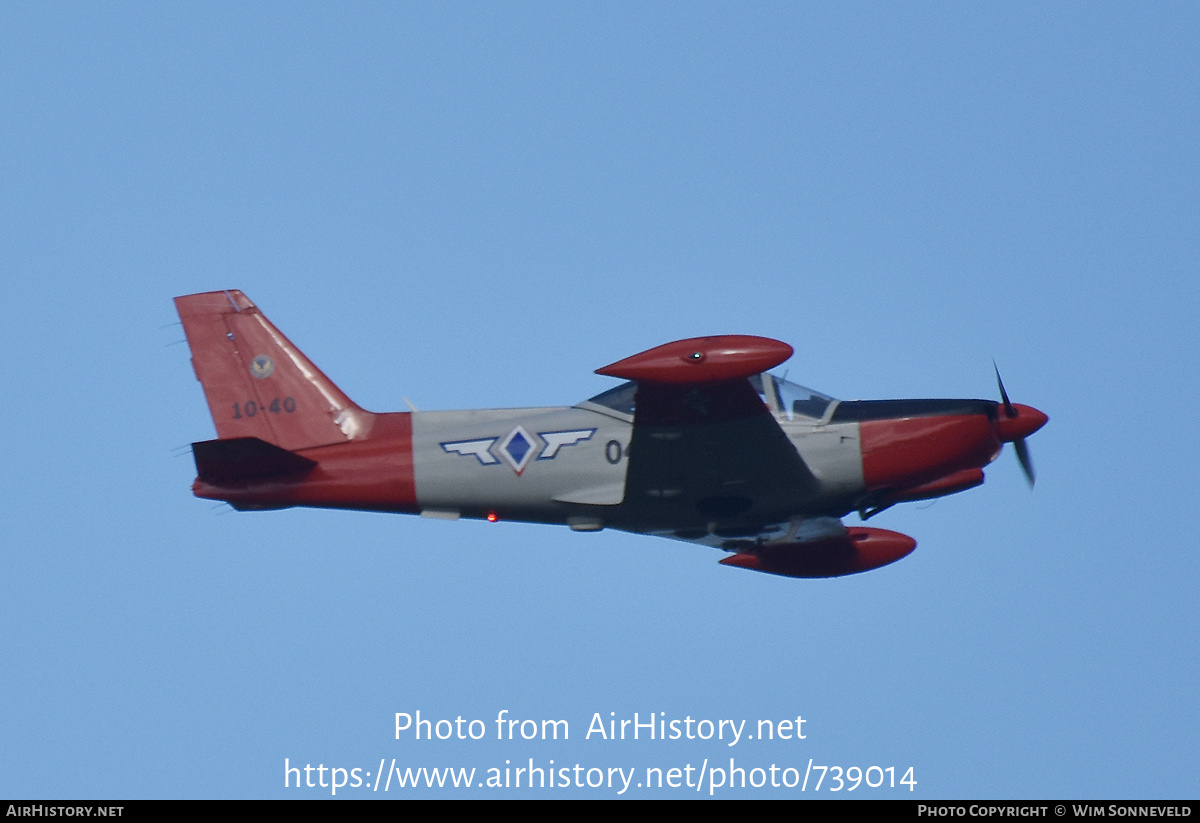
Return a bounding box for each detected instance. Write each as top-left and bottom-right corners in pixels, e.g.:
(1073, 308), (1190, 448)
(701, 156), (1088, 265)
(596, 335), (793, 384)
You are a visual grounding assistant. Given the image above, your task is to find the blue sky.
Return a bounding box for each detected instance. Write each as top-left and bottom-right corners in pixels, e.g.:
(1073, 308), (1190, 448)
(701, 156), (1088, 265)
(2, 2), (1197, 798)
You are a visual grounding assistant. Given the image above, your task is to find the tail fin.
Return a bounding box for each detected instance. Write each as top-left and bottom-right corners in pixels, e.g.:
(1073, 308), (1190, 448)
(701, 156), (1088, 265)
(174, 290), (373, 451)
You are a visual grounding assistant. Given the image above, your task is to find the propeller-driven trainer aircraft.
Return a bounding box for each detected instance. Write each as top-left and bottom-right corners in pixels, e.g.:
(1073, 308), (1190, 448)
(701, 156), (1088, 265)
(175, 290), (1047, 578)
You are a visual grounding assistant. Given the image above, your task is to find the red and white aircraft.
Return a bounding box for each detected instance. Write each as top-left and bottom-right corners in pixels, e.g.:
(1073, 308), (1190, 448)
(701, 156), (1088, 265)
(176, 290), (1047, 578)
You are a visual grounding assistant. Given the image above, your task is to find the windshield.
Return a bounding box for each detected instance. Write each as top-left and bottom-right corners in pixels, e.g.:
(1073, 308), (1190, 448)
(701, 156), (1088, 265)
(587, 374), (835, 421)
(750, 374), (835, 420)
(586, 381), (638, 416)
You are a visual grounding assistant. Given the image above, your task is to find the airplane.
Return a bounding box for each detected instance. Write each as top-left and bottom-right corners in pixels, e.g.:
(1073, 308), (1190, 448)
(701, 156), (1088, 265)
(174, 290), (1048, 579)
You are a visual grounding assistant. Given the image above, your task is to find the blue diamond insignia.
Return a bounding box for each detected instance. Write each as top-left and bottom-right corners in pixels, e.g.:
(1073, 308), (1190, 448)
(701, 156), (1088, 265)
(497, 426), (540, 474)
(506, 431), (530, 465)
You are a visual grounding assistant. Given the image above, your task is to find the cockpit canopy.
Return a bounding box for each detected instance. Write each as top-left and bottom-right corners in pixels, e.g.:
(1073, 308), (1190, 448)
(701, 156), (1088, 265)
(752, 373), (835, 420)
(586, 374), (835, 421)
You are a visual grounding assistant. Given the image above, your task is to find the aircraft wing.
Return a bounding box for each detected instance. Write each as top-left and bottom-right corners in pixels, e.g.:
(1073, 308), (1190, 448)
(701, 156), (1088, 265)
(596, 336), (819, 533)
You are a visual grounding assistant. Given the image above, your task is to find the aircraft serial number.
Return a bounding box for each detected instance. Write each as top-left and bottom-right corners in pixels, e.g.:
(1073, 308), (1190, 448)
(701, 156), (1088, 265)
(232, 397), (297, 419)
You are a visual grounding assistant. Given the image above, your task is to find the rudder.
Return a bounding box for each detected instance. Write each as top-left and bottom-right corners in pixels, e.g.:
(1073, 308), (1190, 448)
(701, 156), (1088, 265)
(175, 290), (372, 451)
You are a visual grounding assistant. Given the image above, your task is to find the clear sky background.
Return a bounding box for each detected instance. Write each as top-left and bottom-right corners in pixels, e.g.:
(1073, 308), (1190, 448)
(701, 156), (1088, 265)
(2, 3), (1197, 799)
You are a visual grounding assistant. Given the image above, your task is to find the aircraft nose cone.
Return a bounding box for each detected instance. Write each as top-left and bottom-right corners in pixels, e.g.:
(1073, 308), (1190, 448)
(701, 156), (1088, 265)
(993, 404), (1048, 442)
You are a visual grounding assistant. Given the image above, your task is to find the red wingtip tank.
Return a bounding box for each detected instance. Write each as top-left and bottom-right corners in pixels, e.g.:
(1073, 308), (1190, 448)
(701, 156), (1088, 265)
(596, 335), (794, 384)
(719, 527), (917, 578)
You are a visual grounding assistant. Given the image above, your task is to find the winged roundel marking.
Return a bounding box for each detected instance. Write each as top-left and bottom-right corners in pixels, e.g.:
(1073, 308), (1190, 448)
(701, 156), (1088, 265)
(440, 428), (597, 475)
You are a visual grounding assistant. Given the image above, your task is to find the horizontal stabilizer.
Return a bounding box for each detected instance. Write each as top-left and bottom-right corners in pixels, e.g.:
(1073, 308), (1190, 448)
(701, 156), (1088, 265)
(192, 437), (317, 485)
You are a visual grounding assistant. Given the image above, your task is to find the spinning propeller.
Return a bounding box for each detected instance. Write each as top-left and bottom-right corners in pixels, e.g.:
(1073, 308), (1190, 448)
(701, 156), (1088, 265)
(992, 363), (1048, 487)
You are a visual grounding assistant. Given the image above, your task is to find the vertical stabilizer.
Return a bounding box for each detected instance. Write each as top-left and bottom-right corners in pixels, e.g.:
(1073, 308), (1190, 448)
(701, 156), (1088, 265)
(174, 290), (372, 450)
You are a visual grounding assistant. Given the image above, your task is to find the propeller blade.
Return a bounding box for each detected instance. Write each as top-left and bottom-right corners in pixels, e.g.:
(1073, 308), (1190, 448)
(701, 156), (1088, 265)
(993, 360), (1016, 418)
(1013, 438), (1035, 487)
(993, 361), (1037, 487)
